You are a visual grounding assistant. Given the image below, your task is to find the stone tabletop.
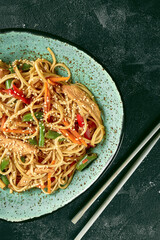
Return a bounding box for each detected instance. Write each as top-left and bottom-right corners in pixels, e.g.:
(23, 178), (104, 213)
(0, 0), (160, 239)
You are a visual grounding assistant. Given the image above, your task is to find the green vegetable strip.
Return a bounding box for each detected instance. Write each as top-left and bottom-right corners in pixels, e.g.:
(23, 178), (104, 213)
(22, 63), (32, 71)
(58, 138), (65, 143)
(39, 122), (45, 147)
(22, 112), (43, 122)
(9, 66), (15, 73)
(28, 137), (38, 146)
(1, 175), (9, 186)
(20, 156), (26, 163)
(46, 130), (61, 139)
(76, 153), (98, 171)
(0, 158), (10, 171)
(5, 79), (13, 89)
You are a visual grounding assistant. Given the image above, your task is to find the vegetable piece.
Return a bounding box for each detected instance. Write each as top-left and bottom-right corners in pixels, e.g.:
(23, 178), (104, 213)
(39, 122), (45, 147)
(77, 114), (84, 127)
(5, 79), (13, 89)
(77, 114), (96, 140)
(1, 175), (9, 186)
(1, 89), (30, 104)
(60, 129), (81, 145)
(20, 156), (26, 163)
(9, 66), (15, 73)
(58, 138), (65, 143)
(47, 160), (55, 194)
(48, 173), (51, 194)
(22, 63), (32, 71)
(84, 120), (96, 140)
(0, 179), (6, 189)
(0, 157), (10, 171)
(28, 137), (38, 145)
(46, 76), (70, 82)
(22, 112), (43, 122)
(63, 120), (87, 147)
(1, 114), (7, 131)
(2, 128), (35, 134)
(68, 161), (76, 177)
(76, 153), (98, 171)
(12, 84), (23, 95)
(47, 79), (59, 86)
(44, 81), (51, 120)
(45, 130), (61, 139)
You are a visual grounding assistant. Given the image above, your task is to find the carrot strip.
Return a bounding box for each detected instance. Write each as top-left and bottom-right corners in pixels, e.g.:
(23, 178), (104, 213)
(48, 173), (51, 194)
(47, 79), (58, 86)
(47, 76), (70, 82)
(60, 129), (81, 145)
(47, 160), (55, 194)
(44, 82), (51, 121)
(1, 115), (7, 131)
(2, 128), (35, 134)
(82, 158), (88, 164)
(63, 120), (87, 147)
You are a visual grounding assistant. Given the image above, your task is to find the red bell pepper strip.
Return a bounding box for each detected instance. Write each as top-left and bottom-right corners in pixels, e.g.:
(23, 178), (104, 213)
(84, 120), (96, 140)
(1, 87), (30, 105)
(12, 84), (23, 95)
(77, 114), (84, 127)
(76, 114), (96, 140)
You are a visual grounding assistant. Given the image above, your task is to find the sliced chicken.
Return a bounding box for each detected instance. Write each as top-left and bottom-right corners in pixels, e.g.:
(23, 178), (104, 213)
(17, 170), (31, 187)
(62, 84), (102, 124)
(0, 134), (38, 155)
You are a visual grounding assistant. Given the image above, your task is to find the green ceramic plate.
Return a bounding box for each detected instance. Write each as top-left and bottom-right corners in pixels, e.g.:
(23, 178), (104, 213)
(0, 30), (124, 222)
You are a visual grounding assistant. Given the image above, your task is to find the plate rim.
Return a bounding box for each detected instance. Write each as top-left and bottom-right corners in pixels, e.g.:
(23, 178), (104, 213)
(0, 28), (125, 221)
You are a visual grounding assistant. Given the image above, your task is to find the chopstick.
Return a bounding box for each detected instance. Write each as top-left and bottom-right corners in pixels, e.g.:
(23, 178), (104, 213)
(72, 122), (160, 225)
(74, 127), (160, 240)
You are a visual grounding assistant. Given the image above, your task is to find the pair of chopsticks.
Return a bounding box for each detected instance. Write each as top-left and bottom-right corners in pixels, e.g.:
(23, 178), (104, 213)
(72, 121), (160, 240)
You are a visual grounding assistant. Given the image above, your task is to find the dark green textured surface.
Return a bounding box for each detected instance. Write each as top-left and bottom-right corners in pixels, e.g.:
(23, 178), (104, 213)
(0, 0), (160, 239)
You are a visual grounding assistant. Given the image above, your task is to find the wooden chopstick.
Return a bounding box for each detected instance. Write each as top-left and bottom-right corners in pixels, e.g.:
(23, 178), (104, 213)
(74, 123), (160, 240)
(72, 122), (160, 224)
(74, 129), (160, 240)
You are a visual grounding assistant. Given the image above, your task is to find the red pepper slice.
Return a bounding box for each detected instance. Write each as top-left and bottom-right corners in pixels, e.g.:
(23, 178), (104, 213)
(68, 161), (76, 177)
(12, 84), (23, 95)
(77, 114), (84, 127)
(51, 177), (55, 182)
(1, 88), (30, 104)
(77, 114), (96, 140)
(84, 120), (96, 140)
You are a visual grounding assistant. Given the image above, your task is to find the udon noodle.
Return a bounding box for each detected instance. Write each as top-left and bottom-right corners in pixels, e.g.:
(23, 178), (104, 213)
(0, 48), (105, 194)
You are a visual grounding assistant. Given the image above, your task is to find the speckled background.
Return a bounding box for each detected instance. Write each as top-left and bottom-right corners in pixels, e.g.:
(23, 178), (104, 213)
(0, 0), (160, 240)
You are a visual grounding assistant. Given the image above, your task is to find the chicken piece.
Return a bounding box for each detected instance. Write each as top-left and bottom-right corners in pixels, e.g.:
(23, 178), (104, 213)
(17, 170), (31, 187)
(0, 68), (10, 79)
(0, 134), (38, 155)
(62, 84), (102, 124)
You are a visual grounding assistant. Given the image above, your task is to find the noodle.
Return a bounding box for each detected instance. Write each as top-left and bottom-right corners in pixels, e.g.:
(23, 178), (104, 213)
(0, 48), (105, 194)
